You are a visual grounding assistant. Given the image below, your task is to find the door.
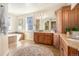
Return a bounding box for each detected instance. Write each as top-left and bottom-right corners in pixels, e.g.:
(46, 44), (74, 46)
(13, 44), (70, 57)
(26, 16), (33, 40)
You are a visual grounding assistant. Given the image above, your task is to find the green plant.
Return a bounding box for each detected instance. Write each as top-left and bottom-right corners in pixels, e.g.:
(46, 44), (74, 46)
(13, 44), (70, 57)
(72, 26), (79, 31)
(66, 27), (71, 32)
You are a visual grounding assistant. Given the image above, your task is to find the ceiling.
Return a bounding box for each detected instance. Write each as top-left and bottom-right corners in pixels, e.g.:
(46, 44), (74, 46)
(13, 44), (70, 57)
(8, 3), (67, 15)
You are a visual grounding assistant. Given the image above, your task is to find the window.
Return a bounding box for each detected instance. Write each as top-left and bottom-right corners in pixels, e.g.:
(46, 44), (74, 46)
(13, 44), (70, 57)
(27, 16), (33, 31)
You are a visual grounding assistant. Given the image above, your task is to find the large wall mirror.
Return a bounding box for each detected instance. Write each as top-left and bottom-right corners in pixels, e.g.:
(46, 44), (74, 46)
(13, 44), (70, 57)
(44, 17), (56, 31)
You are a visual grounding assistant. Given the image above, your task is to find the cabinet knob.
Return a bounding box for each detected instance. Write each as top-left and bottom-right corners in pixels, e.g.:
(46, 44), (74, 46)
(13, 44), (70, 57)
(61, 48), (63, 51)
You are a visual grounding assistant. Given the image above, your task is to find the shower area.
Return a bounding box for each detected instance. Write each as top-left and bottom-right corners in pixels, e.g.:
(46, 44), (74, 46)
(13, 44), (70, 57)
(0, 3), (9, 56)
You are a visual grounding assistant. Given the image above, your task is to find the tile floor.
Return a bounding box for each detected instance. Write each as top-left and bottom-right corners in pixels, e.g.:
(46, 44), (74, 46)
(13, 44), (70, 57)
(9, 40), (60, 56)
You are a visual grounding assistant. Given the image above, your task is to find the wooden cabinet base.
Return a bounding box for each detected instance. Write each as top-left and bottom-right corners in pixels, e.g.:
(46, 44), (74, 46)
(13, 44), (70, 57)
(34, 32), (53, 45)
(60, 37), (79, 56)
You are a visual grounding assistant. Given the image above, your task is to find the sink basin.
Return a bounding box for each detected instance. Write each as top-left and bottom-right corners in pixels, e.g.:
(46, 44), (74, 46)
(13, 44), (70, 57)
(68, 35), (79, 39)
(67, 35), (79, 42)
(70, 31), (79, 39)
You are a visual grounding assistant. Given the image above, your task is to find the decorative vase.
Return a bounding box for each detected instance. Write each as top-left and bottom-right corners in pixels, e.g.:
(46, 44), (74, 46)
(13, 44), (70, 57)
(66, 32), (70, 37)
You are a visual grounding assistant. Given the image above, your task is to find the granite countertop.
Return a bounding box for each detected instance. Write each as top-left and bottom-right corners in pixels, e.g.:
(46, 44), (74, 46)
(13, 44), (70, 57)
(60, 34), (79, 51)
(34, 30), (57, 33)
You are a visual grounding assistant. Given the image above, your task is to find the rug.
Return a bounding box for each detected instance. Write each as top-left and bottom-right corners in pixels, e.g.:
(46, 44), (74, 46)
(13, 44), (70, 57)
(8, 44), (54, 56)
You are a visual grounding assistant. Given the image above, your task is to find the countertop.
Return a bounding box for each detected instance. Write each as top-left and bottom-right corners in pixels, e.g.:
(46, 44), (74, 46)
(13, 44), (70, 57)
(60, 34), (79, 51)
(34, 31), (57, 33)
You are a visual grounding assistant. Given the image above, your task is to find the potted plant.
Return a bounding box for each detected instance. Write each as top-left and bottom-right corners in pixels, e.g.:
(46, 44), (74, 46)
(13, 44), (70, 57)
(72, 26), (79, 37)
(66, 27), (71, 36)
(72, 26), (79, 31)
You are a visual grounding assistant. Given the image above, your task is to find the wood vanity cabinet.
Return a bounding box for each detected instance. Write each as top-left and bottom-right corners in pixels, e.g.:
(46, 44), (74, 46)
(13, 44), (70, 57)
(60, 37), (79, 56)
(34, 32), (53, 45)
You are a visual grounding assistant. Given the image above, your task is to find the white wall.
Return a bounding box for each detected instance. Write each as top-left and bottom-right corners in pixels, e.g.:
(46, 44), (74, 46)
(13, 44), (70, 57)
(0, 35), (8, 55)
(8, 14), (18, 32)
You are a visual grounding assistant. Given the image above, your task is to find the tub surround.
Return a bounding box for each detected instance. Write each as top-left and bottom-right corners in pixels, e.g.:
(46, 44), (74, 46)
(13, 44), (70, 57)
(8, 32), (25, 40)
(8, 32), (25, 49)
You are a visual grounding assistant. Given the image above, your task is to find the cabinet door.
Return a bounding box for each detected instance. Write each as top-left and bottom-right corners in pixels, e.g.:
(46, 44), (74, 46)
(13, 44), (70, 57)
(60, 38), (68, 56)
(70, 5), (79, 28)
(62, 7), (71, 32)
(63, 40), (68, 56)
(53, 34), (60, 49)
(44, 33), (53, 45)
(60, 38), (64, 56)
(34, 33), (39, 43)
(74, 7), (78, 26)
(70, 9), (75, 28)
(78, 51), (79, 55)
(71, 5), (79, 27)
(38, 33), (45, 44)
(68, 47), (78, 56)
(77, 6), (79, 27)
